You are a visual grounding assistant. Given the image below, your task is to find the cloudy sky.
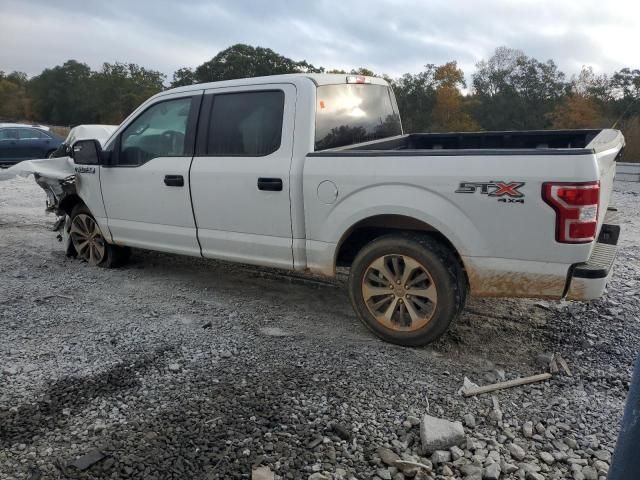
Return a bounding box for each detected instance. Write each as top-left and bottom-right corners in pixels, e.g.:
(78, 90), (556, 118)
(1, 0), (638, 82)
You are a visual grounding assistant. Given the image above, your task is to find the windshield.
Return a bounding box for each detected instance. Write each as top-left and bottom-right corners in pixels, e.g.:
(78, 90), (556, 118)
(315, 84), (402, 150)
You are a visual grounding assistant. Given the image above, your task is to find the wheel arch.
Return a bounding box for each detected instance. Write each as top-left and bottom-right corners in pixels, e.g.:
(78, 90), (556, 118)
(58, 193), (85, 216)
(335, 214), (466, 277)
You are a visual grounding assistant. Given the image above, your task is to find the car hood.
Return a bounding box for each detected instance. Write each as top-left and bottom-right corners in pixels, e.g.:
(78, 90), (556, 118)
(63, 124), (117, 146)
(0, 156), (76, 181)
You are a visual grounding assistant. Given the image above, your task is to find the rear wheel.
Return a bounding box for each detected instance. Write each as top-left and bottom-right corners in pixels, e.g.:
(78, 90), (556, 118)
(69, 204), (127, 268)
(348, 234), (465, 346)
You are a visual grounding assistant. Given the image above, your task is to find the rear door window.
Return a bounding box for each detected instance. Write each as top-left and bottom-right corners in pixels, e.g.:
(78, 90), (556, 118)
(17, 128), (50, 139)
(206, 91), (284, 156)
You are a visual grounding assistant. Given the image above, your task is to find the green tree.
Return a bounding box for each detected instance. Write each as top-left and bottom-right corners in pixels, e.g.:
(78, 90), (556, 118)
(193, 44), (322, 83)
(471, 47), (566, 130)
(390, 65), (438, 132)
(571, 66), (611, 103)
(29, 60), (94, 125)
(611, 68), (640, 100)
(350, 68), (376, 76)
(609, 68), (640, 160)
(92, 62), (165, 123)
(0, 71), (32, 121)
(171, 67), (196, 87)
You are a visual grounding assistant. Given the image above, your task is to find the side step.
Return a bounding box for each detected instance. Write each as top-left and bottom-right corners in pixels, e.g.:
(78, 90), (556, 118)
(572, 242), (618, 279)
(572, 207), (621, 279)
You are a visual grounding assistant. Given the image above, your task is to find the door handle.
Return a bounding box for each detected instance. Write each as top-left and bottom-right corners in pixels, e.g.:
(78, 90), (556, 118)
(164, 175), (184, 187)
(257, 177), (283, 191)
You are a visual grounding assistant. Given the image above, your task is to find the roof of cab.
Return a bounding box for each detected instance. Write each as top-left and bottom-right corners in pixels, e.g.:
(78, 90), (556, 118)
(163, 73), (389, 96)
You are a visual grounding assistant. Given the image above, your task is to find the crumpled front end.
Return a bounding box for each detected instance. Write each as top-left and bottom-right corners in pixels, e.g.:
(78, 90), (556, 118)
(33, 171), (77, 215)
(0, 157), (77, 214)
(1, 157), (78, 253)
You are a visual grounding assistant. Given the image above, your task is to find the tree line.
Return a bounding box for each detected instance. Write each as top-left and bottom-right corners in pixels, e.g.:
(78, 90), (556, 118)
(1, 44), (638, 159)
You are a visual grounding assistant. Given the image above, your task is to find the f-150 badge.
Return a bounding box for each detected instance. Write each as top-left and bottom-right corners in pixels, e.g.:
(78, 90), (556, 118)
(456, 181), (525, 203)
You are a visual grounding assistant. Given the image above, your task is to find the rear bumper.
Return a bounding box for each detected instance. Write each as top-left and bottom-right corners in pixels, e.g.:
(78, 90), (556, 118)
(565, 208), (620, 300)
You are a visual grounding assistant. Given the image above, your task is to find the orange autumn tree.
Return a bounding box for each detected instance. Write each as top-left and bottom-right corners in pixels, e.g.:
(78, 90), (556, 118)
(549, 95), (601, 128)
(431, 61), (478, 132)
(549, 66), (606, 129)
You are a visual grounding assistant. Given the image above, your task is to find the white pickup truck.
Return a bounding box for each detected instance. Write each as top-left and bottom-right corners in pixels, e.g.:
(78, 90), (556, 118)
(35, 73), (623, 346)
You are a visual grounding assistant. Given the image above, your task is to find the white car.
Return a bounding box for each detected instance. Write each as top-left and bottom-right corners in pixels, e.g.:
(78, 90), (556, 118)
(32, 74), (623, 346)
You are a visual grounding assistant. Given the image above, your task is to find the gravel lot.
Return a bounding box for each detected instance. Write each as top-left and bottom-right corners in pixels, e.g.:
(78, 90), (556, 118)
(1, 176), (639, 480)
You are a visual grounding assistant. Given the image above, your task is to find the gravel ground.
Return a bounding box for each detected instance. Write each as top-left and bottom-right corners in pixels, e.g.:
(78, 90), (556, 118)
(1, 176), (639, 480)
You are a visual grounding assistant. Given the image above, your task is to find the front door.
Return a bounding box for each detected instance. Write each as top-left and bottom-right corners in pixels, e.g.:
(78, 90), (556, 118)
(99, 92), (202, 256)
(189, 84), (296, 269)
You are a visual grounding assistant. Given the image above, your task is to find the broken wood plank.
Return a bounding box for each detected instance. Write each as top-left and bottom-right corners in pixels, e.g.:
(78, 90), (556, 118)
(555, 354), (572, 376)
(549, 354), (559, 374)
(394, 460), (432, 471)
(462, 373), (553, 397)
(34, 294), (74, 302)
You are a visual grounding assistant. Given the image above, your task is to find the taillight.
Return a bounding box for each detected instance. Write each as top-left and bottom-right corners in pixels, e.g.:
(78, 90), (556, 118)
(542, 181), (600, 243)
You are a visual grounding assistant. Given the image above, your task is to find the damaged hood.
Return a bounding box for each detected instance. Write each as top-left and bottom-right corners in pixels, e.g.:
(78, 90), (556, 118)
(0, 156), (77, 215)
(0, 124), (117, 214)
(63, 124), (116, 147)
(0, 156), (76, 182)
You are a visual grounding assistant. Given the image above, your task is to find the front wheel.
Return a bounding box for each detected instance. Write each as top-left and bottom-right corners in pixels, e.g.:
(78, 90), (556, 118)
(69, 204), (127, 268)
(348, 234), (466, 347)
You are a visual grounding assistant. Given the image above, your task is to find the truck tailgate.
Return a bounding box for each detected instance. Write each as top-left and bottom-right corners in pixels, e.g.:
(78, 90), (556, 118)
(590, 129), (625, 233)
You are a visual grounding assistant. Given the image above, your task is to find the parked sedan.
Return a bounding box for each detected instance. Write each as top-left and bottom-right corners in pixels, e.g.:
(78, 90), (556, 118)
(0, 125), (63, 167)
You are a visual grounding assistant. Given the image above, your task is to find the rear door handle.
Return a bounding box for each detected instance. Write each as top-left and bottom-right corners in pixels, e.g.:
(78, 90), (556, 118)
(257, 177), (283, 191)
(164, 175), (184, 187)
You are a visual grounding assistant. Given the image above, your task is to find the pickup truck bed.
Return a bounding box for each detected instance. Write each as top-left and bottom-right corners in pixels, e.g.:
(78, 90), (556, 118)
(313, 128), (620, 154)
(304, 127), (622, 303)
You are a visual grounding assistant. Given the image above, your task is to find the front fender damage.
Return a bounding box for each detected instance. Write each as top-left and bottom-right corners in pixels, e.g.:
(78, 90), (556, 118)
(34, 171), (77, 216)
(1, 157), (78, 254)
(34, 173), (77, 256)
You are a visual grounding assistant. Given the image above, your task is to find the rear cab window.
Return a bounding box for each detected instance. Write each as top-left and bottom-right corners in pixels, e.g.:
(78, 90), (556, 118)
(315, 83), (402, 150)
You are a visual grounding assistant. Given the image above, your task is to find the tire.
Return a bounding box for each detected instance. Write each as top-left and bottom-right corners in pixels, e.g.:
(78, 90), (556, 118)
(348, 233), (466, 347)
(68, 204), (128, 268)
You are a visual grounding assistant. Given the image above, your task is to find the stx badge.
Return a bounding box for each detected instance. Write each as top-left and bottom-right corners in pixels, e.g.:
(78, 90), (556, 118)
(455, 181), (525, 203)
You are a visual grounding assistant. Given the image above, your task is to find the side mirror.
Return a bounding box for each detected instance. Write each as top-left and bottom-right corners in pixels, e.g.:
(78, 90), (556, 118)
(72, 139), (102, 165)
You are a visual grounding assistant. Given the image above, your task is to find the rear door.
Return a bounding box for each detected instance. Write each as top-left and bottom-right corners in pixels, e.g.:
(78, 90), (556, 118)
(99, 92), (202, 256)
(16, 128), (53, 158)
(189, 84), (296, 268)
(0, 128), (20, 162)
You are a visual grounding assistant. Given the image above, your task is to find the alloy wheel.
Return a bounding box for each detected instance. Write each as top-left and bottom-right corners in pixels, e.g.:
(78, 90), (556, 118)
(361, 254), (438, 331)
(70, 214), (106, 265)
